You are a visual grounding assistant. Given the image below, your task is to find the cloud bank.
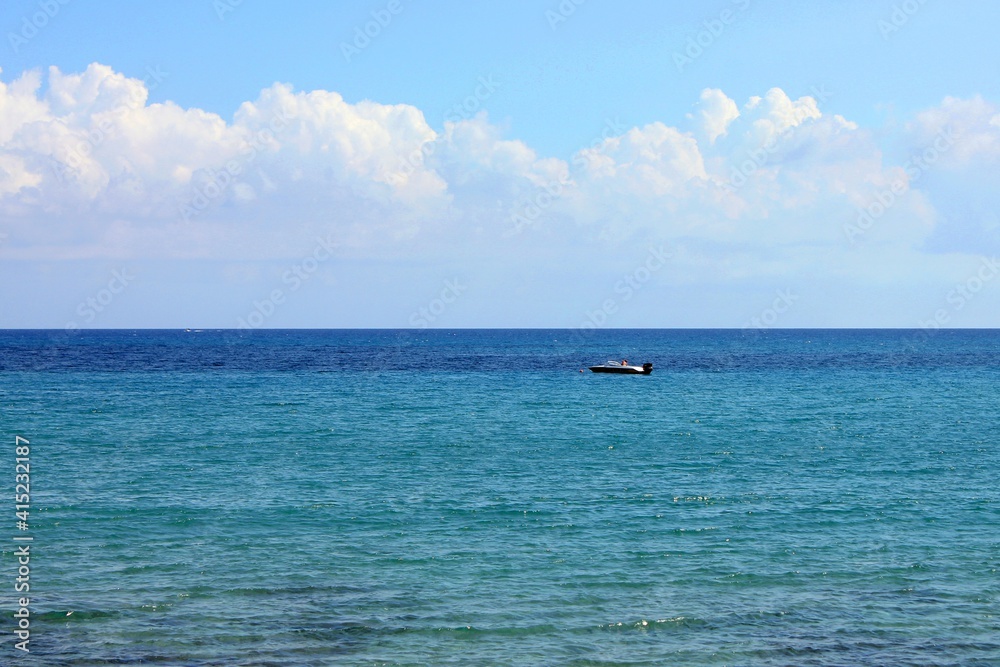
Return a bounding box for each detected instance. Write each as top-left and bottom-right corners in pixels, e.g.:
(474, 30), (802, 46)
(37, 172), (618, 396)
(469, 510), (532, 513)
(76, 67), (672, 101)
(2, 64), (999, 294)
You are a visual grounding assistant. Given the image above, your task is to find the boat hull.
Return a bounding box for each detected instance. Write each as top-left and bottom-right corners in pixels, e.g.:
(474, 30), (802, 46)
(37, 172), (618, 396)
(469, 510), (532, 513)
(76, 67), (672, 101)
(589, 364), (652, 375)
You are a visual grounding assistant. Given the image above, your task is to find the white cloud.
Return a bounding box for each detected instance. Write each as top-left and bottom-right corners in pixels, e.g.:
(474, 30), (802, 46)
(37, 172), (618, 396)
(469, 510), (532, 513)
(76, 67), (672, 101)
(557, 87), (903, 251)
(578, 122), (707, 190)
(0, 68), (48, 144)
(691, 88), (739, 144)
(742, 87), (822, 139)
(0, 64), (459, 258)
(0, 154), (41, 196)
(907, 95), (1000, 167)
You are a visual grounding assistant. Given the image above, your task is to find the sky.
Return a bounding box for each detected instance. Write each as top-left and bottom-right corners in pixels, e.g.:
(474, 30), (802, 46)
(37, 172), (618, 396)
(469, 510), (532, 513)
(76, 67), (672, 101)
(2, 0), (1000, 328)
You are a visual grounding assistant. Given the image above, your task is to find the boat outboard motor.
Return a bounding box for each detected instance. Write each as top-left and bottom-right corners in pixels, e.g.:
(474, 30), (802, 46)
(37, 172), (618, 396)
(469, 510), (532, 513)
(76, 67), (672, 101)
(642, 362), (653, 374)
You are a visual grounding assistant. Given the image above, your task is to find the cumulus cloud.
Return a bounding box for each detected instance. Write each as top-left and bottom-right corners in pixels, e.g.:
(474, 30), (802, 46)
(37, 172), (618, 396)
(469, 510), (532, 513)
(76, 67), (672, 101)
(906, 95), (1000, 167)
(691, 88), (739, 144)
(556, 86), (907, 251)
(0, 63), (996, 288)
(742, 87), (822, 139)
(0, 64), (465, 258)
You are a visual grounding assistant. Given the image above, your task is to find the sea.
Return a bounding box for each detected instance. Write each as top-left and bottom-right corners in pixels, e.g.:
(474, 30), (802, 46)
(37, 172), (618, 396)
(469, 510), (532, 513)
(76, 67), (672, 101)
(1, 328), (998, 666)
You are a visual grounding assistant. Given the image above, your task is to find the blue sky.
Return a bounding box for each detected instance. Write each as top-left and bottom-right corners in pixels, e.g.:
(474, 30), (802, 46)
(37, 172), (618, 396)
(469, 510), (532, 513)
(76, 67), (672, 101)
(3, 0), (1000, 327)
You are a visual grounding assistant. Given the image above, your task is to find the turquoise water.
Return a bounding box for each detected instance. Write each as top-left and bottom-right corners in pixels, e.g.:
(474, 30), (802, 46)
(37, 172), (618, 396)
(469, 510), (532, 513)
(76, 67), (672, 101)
(2, 330), (999, 665)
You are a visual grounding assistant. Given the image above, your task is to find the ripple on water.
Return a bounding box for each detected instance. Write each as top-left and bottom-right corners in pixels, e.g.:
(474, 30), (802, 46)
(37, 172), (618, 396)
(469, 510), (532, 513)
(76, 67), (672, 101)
(5, 329), (1000, 665)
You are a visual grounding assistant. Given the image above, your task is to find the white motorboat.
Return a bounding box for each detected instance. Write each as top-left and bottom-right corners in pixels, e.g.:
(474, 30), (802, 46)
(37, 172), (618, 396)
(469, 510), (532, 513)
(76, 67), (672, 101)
(588, 360), (653, 375)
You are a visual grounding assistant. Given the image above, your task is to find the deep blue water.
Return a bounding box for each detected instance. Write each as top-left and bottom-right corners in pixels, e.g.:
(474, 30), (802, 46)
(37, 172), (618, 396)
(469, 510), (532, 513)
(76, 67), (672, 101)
(1, 329), (999, 666)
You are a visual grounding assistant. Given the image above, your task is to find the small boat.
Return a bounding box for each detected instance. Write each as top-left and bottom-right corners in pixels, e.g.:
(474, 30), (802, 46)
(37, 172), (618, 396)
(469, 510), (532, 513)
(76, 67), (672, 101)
(589, 360), (653, 375)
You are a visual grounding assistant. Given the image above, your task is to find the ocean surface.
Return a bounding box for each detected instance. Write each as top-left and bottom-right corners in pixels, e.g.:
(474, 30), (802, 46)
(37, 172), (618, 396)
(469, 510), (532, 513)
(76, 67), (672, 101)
(1, 329), (999, 666)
